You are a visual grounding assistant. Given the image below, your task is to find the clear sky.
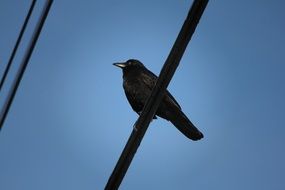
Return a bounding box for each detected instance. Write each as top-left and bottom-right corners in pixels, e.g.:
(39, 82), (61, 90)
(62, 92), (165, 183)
(0, 0), (285, 190)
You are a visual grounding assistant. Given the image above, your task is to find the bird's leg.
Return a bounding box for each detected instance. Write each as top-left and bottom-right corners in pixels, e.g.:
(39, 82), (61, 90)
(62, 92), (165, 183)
(137, 111), (157, 120)
(132, 117), (154, 132)
(133, 120), (138, 131)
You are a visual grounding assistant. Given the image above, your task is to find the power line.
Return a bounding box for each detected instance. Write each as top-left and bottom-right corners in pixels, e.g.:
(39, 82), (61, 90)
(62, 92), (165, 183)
(0, 0), (54, 130)
(0, 0), (36, 91)
(105, 0), (209, 189)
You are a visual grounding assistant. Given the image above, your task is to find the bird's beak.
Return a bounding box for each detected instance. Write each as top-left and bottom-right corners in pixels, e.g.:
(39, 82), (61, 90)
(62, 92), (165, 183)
(113, 62), (127, 69)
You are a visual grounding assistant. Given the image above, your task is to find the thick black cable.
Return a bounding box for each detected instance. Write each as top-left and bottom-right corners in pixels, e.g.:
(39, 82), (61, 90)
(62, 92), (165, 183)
(105, 0), (209, 189)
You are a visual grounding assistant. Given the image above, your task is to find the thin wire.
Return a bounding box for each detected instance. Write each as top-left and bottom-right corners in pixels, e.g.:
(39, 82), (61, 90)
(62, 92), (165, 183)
(0, 0), (54, 130)
(0, 0), (37, 91)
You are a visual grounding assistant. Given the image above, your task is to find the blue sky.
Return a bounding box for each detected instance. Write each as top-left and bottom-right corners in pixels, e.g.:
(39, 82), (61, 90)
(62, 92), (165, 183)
(0, 0), (285, 189)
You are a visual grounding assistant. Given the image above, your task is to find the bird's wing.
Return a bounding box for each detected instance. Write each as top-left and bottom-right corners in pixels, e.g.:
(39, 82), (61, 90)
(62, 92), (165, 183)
(165, 91), (182, 110)
(141, 69), (182, 110)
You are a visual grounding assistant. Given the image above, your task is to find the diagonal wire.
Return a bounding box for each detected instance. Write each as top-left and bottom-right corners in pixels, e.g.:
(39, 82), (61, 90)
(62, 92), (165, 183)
(0, 0), (53, 130)
(105, 0), (209, 189)
(0, 0), (36, 91)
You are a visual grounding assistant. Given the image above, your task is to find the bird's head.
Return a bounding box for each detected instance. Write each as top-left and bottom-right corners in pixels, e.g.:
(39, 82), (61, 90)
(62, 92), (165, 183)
(113, 59), (145, 71)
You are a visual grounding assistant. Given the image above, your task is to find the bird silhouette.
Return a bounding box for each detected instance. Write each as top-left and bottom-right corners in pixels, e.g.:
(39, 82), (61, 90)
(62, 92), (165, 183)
(113, 59), (203, 141)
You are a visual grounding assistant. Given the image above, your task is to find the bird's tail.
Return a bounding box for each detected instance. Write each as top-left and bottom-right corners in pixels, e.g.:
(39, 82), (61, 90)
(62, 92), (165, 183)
(170, 109), (203, 141)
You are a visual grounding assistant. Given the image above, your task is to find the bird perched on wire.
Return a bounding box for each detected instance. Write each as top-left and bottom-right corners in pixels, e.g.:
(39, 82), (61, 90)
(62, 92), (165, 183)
(113, 59), (203, 141)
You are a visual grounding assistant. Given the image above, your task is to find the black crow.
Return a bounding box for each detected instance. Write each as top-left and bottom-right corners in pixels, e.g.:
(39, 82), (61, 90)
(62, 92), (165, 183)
(113, 59), (203, 141)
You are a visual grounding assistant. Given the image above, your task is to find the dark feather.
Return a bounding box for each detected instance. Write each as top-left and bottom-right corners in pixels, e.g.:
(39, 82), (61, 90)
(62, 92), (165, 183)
(115, 59), (203, 141)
